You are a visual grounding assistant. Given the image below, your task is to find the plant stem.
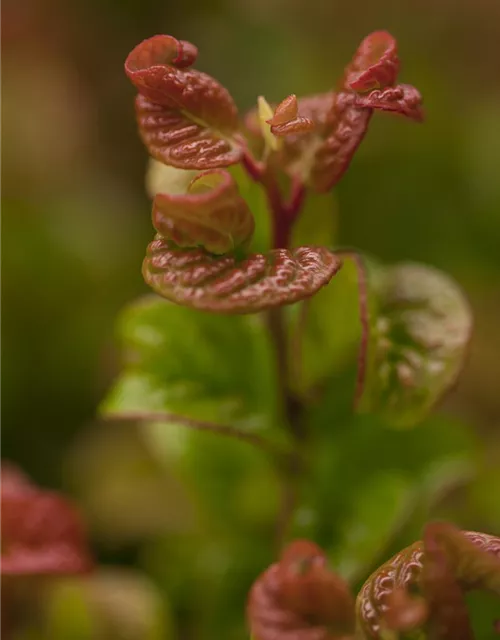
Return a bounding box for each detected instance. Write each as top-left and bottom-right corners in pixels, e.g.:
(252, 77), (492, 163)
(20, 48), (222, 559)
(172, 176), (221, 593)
(267, 304), (307, 549)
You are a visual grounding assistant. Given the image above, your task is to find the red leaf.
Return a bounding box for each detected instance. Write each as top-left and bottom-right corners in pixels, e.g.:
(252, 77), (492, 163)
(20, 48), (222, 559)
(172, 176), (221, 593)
(422, 523), (474, 640)
(356, 524), (500, 638)
(344, 31), (400, 92)
(152, 169), (254, 254)
(307, 92), (373, 192)
(354, 84), (424, 122)
(242, 33), (422, 193)
(125, 35), (241, 169)
(143, 240), (342, 313)
(1, 463), (92, 575)
(247, 539), (355, 640)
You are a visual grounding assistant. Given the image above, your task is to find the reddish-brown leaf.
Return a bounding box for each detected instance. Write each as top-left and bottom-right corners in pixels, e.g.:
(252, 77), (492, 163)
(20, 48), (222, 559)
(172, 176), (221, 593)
(354, 84), (424, 122)
(143, 239), (342, 313)
(247, 539), (356, 640)
(1, 463), (92, 575)
(343, 31), (400, 92)
(125, 35), (241, 169)
(356, 525), (500, 639)
(152, 169), (254, 254)
(243, 32), (422, 193)
(422, 523), (474, 640)
(307, 92), (373, 192)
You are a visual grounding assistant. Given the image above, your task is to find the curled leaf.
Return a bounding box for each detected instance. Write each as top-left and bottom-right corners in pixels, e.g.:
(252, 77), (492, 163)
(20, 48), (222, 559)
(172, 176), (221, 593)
(357, 261), (473, 428)
(266, 94), (315, 136)
(1, 463), (92, 575)
(125, 35), (241, 169)
(247, 539), (356, 640)
(356, 524), (500, 639)
(354, 84), (424, 122)
(422, 523), (474, 639)
(343, 31), (400, 92)
(143, 239), (342, 313)
(152, 169), (254, 254)
(273, 33), (420, 192)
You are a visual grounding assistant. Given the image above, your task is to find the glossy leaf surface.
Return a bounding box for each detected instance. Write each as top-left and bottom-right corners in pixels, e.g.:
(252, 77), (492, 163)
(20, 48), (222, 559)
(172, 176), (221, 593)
(100, 295), (283, 527)
(358, 262), (472, 428)
(1, 464), (92, 575)
(152, 169), (254, 254)
(125, 35), (241, 169)
(143, 240), (342, 313)
(101, 294), (279, 434)
(343, 31), (400, 92)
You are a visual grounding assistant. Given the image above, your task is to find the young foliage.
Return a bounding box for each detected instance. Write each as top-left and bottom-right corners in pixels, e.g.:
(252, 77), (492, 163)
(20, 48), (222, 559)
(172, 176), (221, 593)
(125, 35), (241, 169)
(143, 241), (342, 313)
(108, 26), (490, 640)
(124, 30), (423, 313)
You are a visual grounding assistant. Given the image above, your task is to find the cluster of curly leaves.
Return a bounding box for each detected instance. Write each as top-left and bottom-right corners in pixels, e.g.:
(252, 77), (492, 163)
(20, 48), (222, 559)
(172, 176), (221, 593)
(248, 524), (500, 639)
(124, 30), (424, 313)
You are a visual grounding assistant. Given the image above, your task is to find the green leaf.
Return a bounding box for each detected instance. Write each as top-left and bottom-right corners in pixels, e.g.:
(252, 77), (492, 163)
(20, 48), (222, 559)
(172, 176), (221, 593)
(101, 294), (280, 437)
(359, 261), (472, 428)
(286, 252), (361, 395)
(143, 419), (281, 530)
(329, 471), (414, 583)
(304, 383), (478, 555)
(100, 295), (284, 528)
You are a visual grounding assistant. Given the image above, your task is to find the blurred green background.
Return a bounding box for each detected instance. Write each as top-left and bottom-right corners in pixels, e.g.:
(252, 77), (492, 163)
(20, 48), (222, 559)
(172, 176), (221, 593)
(3, 0), (500, 637)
